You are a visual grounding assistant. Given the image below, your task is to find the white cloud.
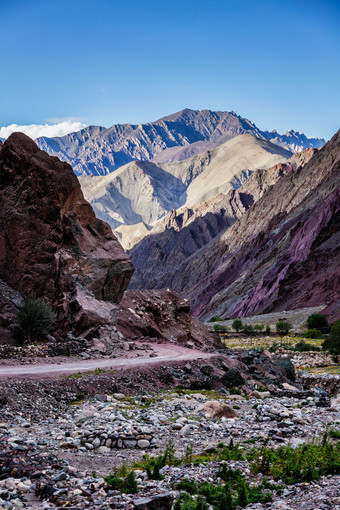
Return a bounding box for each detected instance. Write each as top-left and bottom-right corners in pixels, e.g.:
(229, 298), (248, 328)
(0, 120), (87, 140)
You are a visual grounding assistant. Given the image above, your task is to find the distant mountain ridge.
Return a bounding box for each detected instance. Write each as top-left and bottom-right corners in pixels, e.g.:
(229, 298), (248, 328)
(36, 109), (325, 176)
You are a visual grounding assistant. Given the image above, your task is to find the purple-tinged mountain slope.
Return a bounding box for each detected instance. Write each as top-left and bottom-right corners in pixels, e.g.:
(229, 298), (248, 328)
(183, 130), (340, 321)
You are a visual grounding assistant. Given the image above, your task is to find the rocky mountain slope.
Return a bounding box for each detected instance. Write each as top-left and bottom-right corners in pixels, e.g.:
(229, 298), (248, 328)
(128, 148), (316, 288)
(79, 134), (291, 239)
(0, 133), (134, 342)
(130, 132), (340, 322)
(36, 109), (325, 176)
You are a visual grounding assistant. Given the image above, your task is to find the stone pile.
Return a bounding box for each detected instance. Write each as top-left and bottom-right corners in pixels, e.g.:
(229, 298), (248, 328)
(80, 424), (156, 451)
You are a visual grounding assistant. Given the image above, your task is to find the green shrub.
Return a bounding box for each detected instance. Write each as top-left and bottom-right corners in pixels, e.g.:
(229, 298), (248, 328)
(174, 466), (272, 509)
(249, 434), (340, 484)
(323, 320), (340, 356)
(105, 469), (138, 494)
(209, 316), (222, 322)
(293, 341), (320, 352)
(232, 319), (243, 332)
(242, 324), (255, 336)
(304, 329), (322, 339)
(265, 325), (271, 334)
(307, 313), (328, 331)
(17, 293), (56, 341)
(254, 324), (264, 332)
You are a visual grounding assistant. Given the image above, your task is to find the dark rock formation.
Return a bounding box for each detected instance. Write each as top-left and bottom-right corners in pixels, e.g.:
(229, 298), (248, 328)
(117, 289), (222, 351)
(36, 108), (325, 176)
(0, 133), (134, 340)
(128, 189), (254, 289)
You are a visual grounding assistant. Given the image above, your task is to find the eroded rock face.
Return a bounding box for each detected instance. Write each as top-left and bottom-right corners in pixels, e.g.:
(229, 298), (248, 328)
(117, 289), (222, 351)
(0, 133), (134, 339)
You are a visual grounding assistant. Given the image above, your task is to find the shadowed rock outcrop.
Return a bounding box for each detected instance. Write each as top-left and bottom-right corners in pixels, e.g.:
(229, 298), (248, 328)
(0, 133), (134, 340)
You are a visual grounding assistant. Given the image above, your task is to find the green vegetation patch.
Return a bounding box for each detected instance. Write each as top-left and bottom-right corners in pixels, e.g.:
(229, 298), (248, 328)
(248, 434), (340, 484)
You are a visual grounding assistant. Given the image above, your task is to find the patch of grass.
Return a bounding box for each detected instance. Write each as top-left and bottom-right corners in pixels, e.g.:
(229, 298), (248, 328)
(174, 467), (272, 509)
(248, 434), (340, 484)
(66, 367), (109, 379)
(104, 469), (138, 494)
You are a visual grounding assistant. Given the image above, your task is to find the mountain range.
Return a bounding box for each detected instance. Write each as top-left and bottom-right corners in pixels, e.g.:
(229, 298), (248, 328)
(36, 109), (325, 176)
(79, 134), (291, 244)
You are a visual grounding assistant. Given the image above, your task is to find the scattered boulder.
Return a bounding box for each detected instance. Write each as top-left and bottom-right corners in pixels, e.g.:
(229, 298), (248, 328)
(221, 367), (245, 388)
(133, 493), (174, 510)
(251, 390), (270, 399)
(193, 400), (238, 419)
(274, 358), (296, 382)
(117, 289), (222, 351)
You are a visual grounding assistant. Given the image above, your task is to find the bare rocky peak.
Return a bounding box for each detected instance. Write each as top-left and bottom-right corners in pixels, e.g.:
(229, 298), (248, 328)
(36, 109), (325, 176)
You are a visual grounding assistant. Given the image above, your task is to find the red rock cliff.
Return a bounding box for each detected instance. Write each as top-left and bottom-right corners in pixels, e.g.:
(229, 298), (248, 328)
(0, 133), (134, 339)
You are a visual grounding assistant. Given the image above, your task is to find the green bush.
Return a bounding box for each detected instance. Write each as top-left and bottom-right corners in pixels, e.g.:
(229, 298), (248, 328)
(232, 318), (243, 332)
(242, 324), (255, 336)
(209, 316), (222, 322)
(293, 341), (320, 352)
(105, 469), (138, 494)
(249, 434), (340, 484)
(322, 320), (340, 356)
(304, 329), (322, 339)
(17, 293), (56, 341)
(307, 313), (328, 331)
(174, 466), (272, 509)
(265, 325), (271, 334)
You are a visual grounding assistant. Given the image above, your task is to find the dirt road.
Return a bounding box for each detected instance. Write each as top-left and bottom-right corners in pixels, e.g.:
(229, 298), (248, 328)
(0, 344), (212, 378)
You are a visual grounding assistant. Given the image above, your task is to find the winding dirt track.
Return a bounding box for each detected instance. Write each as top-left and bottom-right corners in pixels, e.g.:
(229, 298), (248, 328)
(0, 344), (212, 379)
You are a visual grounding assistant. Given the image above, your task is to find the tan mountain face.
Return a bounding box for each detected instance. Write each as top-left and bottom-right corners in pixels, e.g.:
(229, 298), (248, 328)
(80, 134), (291, 248)
(127, 147), (316, 292)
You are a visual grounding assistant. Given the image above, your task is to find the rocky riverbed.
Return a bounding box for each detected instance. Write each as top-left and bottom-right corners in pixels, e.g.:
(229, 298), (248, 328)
(0, 370), (339, 509)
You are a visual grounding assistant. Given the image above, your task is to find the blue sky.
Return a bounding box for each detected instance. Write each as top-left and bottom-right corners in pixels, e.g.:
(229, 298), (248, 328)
(1, 0), (339, 139)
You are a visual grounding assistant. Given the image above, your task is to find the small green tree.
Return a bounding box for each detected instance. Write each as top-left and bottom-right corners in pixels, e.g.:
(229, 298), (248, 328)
(122, 471), (138, 494)
(276, 320), (292, 346)
(232, 318), (243, 333)
(322, 320), (340, 356)
(276, 320), (291, 336)
(266, 325), (271, 334)
(307, 313), (328, 331)
(17, 293), (56, 342)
